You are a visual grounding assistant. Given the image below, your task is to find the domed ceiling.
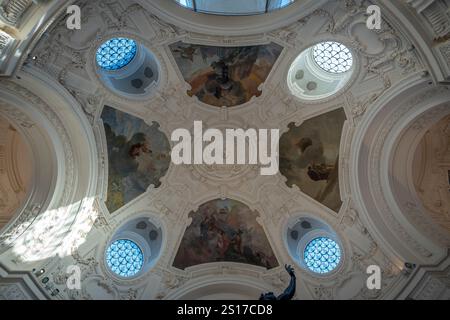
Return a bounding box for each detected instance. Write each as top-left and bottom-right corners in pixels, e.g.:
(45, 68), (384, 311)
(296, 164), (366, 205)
(412, 115), (450, 233)
(0, 116), (32, 232)
(0, 0), (449, 301)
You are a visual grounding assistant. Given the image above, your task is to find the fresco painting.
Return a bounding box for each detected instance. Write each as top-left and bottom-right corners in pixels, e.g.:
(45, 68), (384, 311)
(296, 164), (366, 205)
(279, 108), (347, 212)
(169, 42), (283, 107)
(101, 106), (171, 212)
(173, 198), (279, 270)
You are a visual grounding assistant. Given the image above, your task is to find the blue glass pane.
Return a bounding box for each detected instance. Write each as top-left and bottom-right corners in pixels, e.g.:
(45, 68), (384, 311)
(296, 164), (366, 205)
(303, 237), (341, 274)
(106, 239), (144, 277)
(174, 0), (295, 15)
(96, 38), (137, 71)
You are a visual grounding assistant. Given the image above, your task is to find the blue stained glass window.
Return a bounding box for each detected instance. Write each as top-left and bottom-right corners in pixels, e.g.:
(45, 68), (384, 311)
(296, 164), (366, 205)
(96, 38), (137, 71)
(106, 239), (144, 277)
(303, 237), (341, 274)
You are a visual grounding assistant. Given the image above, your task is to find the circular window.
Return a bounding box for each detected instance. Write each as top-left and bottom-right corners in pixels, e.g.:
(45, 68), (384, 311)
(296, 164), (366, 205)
(96, 38), (137, 71)
(105, 239), (144, 277)
(104, 217), (163, 280)
(303, 237), (341, 274)
(312, 41), (353, 74)
(174, 0), (295, 15)
(94, 37), (161, 99)
(287, 41), (355, 101)
(285, 217), (343, 276)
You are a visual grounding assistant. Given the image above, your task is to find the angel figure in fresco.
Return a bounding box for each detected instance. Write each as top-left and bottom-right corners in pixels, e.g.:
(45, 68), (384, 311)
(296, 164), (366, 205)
(105, 125), (158, 204)
(109, 131), (154, 178)
(294, 135), (339, 203)
(295, 136), (332, 181)
(172, 45), (197, 62)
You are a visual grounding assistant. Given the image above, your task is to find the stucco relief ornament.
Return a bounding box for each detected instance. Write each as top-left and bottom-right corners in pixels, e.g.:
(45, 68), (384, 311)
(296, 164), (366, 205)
(392, 47), (418, 74)
(121, 288), (138, 300)
(346, 66), (391, 121)
(0, 284), (28, 300)
(313, 284), (333, 300)
(299, 9), (335, 33)
(97, 277), (117, 295)
(155, 271), (190, 299)
(147, 13), (180, 40)
(272, 27), (299, 46)
(410, 104), (450, 131)
(88, 198), (110, 231)
(0, 203), (41, 249)
(71, 249), (99, 280)
(93, 214), (109, 230)
(190, 162), (258, 183)
(66, 289), (82, 300)
(355, 286), (382, 300)
(341, 207), (378, 258)
(262, 84), (300, 121)
(0, 104), (35, 128)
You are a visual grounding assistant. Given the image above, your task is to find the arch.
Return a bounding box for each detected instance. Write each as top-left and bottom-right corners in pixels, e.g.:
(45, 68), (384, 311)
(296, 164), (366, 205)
(0, 67), (98, 262)
(411, 115), (450, 233)
(0, 115), (32, 233)
(351, 74), (450, 266)
(166, 275), (271, 300)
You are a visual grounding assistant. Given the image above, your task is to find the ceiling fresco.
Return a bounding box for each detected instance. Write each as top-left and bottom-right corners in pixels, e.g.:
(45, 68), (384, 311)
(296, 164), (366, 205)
(279, 108), (347, 212)
(1, 0), (449, 301)
(101, 106), (171, 212)
(173, 198), (279, 270)
(169, 42), (283, 107)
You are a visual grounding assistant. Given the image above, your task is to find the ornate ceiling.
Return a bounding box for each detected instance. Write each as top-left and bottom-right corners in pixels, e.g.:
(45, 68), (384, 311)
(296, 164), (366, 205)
(0, 0), (449, 300)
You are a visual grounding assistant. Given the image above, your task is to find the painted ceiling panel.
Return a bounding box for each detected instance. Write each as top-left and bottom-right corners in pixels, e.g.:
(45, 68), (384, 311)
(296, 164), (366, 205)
(101, 106), (171, 212)
(173, 198), (279, 269)
(169, 42), (283, 107)
(279, 108), (346, 212)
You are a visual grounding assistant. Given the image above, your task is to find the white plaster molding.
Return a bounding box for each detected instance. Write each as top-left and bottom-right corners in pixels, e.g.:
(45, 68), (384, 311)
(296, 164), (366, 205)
(0, 68), (98, 267)
(351, 73), (450, 266)
(137, 0), (328, 37)
(396, 250), (450, 299)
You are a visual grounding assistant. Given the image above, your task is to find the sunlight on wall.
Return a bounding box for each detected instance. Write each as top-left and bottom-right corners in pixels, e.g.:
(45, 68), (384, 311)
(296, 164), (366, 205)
(7, 197), (98, 262)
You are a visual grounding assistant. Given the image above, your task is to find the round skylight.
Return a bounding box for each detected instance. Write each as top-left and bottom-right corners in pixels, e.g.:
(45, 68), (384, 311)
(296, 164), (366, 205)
(303, 237), (341, 274)
(174, 0), (295, 15)
(96, 38), (137, 71)
(312, 42), (353, 74)
(106, 239), (144, 278)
